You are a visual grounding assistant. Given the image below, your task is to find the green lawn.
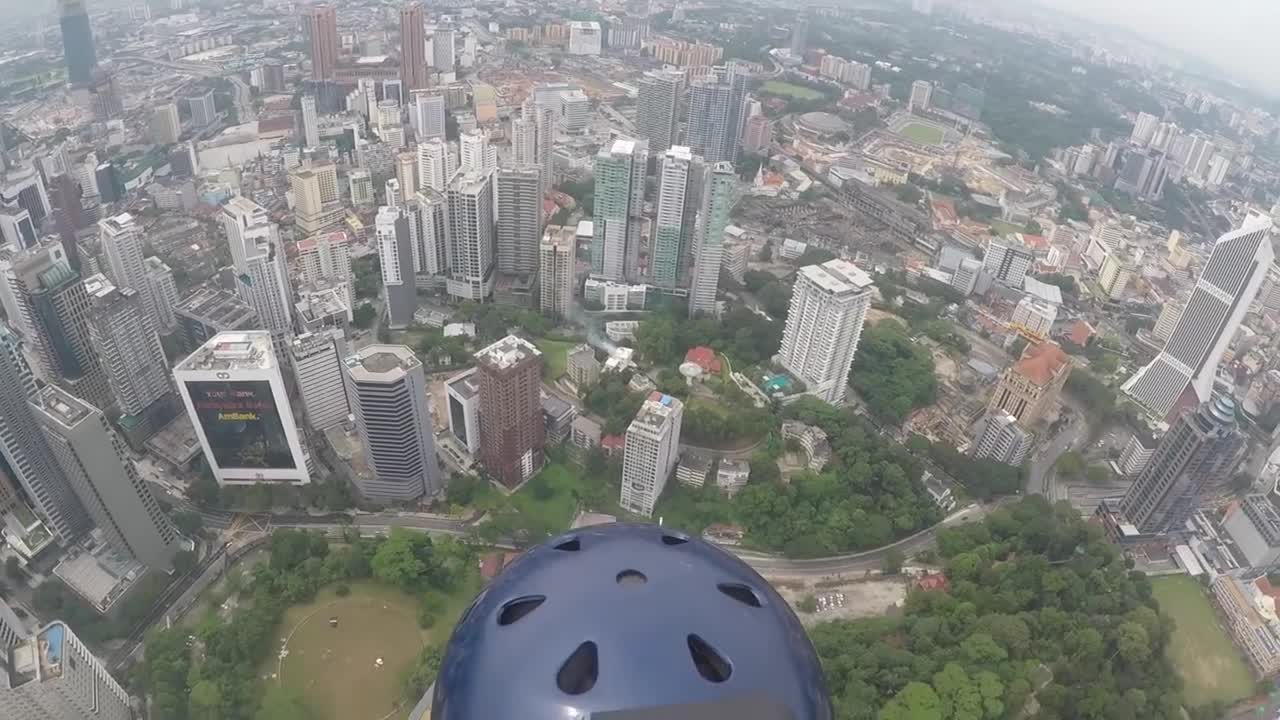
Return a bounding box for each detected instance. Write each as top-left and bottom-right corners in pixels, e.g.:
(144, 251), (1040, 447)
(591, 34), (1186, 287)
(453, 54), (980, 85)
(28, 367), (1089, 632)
(535, 338), (576, 381)
(263, 582), (430, 720)
(989, 219), (1026, 236)
(508, 461), (623, 535)
(898, 122), (945, 146)
(1151, 575), (1254, 707)
(761, 80), (825, 101)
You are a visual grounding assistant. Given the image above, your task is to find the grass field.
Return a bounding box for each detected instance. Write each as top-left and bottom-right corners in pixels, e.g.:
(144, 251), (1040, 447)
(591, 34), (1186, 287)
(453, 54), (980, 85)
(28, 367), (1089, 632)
(265, 582), (430, 720)
(761, 80), (825, 101)
(988, 219), (1026, 236)
(1151, 575), (1254, 707)
(535, 338), (576, 381)
(898, 122), (945, 146)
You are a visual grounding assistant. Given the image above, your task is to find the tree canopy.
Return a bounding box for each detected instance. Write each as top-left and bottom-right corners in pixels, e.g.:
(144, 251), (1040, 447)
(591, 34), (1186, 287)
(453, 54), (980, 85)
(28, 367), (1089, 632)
(812, 497), (1194, 720)
(850, 321), (938, 424)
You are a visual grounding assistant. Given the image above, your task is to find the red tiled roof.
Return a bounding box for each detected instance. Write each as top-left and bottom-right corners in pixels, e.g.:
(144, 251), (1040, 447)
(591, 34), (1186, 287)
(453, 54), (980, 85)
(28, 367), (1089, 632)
(684, 346), (722, 374)
(602, 434), (624, 450)
(1067, 320), (1094, 347)
(917, 573), (950, 591)
(1012, 342), (1070, 387)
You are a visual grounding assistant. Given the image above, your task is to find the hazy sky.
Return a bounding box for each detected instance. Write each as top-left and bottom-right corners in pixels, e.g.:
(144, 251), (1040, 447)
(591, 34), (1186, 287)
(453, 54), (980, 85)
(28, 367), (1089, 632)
(1032, 0), (1280, 93)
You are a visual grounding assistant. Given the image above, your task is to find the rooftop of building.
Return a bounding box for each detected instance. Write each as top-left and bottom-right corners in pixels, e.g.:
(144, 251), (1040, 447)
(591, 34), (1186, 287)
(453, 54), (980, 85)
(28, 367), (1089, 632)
(53, 537), (145, 614)
(345, 344), (420, 382)
(446, 367), (479, 400)
(632, 391), (683, 430)
(1022, 276), (1064, 305)
(542, 393), (574, 420)
(175, 331), (276, 372)
(295, 230), (350, 253)
(31, 385), (92, 429)
(99, 212), (135, 233)
(1010, 341), (1070, 387)
(145, 414), (202, 467)
(542, 225), (576, 247)
(175, 287), (258, 327)
(4, 621), (72, 690)
(799, 258), (874, 294)
(475, 335), (541, 370)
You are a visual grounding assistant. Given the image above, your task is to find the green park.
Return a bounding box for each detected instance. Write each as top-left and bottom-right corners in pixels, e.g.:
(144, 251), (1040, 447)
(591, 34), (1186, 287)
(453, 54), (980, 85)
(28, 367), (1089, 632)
(760, 79), (826, 101)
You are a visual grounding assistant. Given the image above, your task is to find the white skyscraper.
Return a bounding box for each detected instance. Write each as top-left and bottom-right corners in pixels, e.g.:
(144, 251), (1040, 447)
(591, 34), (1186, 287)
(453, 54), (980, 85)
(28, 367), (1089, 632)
(0, 622), (132, 720)
(173, 331), (310, 485)
(973, 411), (1031, 466)
(689, 162), (737, 316)
(637, 69), (683, 154)
(385, 178), (402, 207)
(221, 197), (293, 353)
(620, 392), (683, 517)
(376, 205), (417, 328)
(446, 171), (495, 302)
(652, 146), (699, 289)
(301, 95), (320, 148)
(418, 137), (457, 192)
(349, 169), (375, 205)
(98, 212), (161, 331)
(432, 27), (456, 73)
(295, 229), (354, 314)
(142, 256), (179, 331)
(289, 330), (349, 432)
(1123, 215), (1274, 419)
(342, 344), (441, 502)
(777, 258), (875, 403)
(460, 130), (496, 175)
(591, 137), (648, 281)
(1131, 111), (1160, 147)
(525, 99), (555, 196)
(495, 166), (542, 275)
(686, 66), (749, 164)
(410, 90), (445, 140)
(539, 225), (573, 320)
(511, 116), (537, 167)
(405, 189), (450, 280)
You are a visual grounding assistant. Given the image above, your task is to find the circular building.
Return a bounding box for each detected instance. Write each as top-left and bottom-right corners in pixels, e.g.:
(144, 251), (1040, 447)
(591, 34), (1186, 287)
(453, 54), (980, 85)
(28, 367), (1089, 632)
(795, 111), (850, 139)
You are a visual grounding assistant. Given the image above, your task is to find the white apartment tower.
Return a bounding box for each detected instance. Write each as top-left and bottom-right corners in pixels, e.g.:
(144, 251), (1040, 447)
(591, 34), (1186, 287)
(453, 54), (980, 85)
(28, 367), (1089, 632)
(446, 171), (495, 302)
(0, 622), (132, 720)
(349, 169), (375, 206)
(375, 205), (417, 329)
(1124, 215), (1274, 419)
(689, 162), (737, 316)
(410, 90), (446, 141)
(637, 69), (683, 154)
(98, 212), (161, 331)
(539, 225), (574, 320)
(405, 189), (450, 280)
(418, 137), (457, 192)
(296, 230), (354, 310)
(221, 198), (293, 357)
(173, 331), (310, 485)
(777, 259), (874, 403)
(142, 256), (179, 331)
(620, 392), (684, 517)
(289, 330), (350, 432)
(652, 146), (699, 289)
(301, 95), (320, 148)
(460, 130), (496, 175)
(983, 237), (1035, 288)
(973, 411), (1031, 466)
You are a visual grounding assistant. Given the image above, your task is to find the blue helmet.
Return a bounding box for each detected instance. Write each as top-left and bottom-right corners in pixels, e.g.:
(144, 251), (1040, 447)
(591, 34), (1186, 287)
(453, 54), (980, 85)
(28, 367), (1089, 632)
(432, 522), (833, 720)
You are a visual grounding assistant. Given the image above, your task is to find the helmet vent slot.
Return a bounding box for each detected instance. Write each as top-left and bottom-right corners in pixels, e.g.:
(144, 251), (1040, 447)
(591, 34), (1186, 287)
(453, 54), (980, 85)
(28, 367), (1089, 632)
(497, 595), (545, 626)
(557, 641), (599, 695)
(554, 536), (581, 552)
(616, 569), (647, 585)
(687, 634), (732, 683)
(717, 583), (762, 608)
(661, 533), (689, 546)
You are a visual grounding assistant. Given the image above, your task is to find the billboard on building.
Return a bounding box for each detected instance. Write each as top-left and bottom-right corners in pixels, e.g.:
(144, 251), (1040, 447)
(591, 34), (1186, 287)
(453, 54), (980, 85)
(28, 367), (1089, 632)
(184, 380), (297, 470)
